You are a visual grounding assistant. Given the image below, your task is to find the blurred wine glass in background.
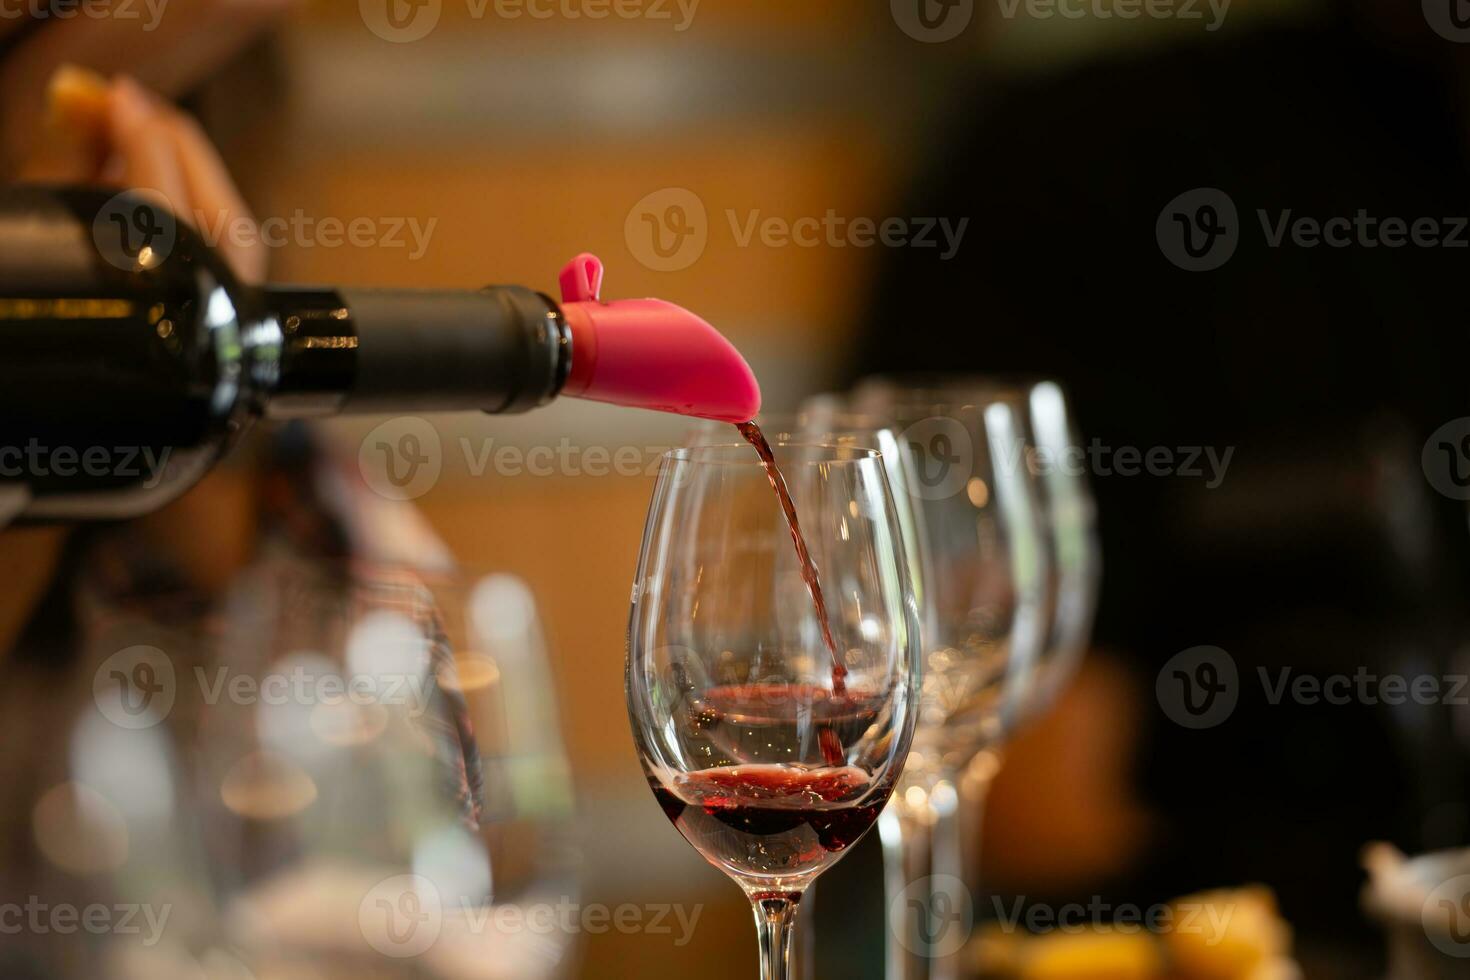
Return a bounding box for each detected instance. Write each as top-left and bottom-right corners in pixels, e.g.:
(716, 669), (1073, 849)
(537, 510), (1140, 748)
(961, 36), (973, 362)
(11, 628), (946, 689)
(841, 384), (1047, 980)
(17, 557), (581, 980)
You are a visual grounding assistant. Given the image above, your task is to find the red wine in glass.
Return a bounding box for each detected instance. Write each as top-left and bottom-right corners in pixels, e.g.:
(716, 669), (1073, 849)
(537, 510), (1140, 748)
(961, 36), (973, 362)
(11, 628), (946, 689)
(630, 433), (917, 980)
(651, 763), (893, 885)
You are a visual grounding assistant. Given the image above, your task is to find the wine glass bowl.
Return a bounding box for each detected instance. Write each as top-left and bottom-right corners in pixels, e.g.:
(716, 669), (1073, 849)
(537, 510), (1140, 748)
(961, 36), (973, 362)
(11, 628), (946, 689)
(854, 393), (1051, 776)
(627, 441), (919, 977)
(850, 376), (1099, 980)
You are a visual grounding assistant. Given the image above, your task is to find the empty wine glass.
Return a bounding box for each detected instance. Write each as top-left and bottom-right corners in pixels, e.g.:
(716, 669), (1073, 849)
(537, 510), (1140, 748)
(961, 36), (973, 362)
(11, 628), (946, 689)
(1010, 380), (1101, 714)
(925, 380), (1100, 979)
(850, 382), (1053, 980)
(59, 559), (582, 980)
(867, 378), (1101, 723)
(206, 564), (582, 980)
(627, 443), (920, 980)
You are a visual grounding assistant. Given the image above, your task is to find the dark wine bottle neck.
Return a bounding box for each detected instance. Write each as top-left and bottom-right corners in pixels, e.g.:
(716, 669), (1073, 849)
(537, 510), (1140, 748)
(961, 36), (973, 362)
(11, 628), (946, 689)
(257, 285), (572, 419)
(257, 287), (361, 419)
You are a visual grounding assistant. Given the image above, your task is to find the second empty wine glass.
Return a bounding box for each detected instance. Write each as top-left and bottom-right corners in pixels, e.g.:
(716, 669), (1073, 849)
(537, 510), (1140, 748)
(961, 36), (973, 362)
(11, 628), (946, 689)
(849, 383), (1053, 980)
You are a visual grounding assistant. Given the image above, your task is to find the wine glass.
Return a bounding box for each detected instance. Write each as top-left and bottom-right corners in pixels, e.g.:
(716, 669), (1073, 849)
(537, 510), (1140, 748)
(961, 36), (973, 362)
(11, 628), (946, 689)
(627, 442), (920, 980)
(685, 413), (938, 980)
(1012, 380), (1101, 713)
(868, 378), (1101, 720)
(849, 383), (1053, 980)
(62, 559), (582, 979)
(929, 380), (1101, 978)
(212, 564), (582, 979)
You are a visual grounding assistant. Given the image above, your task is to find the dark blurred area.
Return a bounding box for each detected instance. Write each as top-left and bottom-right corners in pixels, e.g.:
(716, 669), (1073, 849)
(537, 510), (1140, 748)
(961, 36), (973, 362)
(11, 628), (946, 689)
(850, 0), (1470, 974)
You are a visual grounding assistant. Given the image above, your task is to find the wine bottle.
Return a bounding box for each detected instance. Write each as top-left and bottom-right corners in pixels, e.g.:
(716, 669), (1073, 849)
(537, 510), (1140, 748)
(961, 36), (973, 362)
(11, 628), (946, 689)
(0, 186), (761, 522)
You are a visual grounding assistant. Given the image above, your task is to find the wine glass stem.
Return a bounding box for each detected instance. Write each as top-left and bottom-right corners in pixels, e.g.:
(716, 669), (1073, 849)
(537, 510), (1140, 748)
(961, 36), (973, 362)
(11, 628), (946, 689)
(932, 753), (999, 980)
(930, 802), (963, 980)
(880, 772), (962, 980)
(880, 796), (934, 980)
(752, 895), (800, 980)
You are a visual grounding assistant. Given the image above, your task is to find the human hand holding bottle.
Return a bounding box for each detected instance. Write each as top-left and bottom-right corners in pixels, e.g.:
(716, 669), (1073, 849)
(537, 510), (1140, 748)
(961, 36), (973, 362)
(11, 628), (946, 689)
(0, 67), (270, 637)
(20, 66), (267, 282)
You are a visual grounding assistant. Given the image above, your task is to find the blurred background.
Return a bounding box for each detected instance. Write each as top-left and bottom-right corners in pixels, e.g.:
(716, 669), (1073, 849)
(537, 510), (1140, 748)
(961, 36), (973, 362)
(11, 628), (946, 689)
(9, 0), (1470, 976)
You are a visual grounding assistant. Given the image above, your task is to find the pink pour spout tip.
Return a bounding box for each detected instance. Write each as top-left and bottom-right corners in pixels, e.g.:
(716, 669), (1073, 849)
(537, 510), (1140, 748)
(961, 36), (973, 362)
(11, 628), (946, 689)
(558, 253), (761, 424)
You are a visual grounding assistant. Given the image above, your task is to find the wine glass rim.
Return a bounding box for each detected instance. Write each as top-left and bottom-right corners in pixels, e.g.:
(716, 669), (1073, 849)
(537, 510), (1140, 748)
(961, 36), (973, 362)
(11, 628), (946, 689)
(664, 442), (884, 466)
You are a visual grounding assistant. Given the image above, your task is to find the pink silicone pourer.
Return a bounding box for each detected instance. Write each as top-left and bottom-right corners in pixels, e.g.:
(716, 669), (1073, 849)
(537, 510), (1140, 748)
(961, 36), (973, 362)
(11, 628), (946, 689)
(556, 253), (761, 424)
